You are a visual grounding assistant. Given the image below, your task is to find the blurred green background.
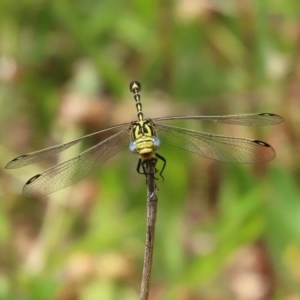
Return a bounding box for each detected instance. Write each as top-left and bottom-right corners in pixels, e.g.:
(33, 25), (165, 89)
(0, 1), (299, 299)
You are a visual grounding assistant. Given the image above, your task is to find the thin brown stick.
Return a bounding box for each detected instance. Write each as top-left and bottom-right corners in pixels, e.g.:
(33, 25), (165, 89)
(139, 159), (158, 300)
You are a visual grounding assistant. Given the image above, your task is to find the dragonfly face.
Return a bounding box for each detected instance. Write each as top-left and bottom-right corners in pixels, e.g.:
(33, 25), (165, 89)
(5, 81), (283, 196)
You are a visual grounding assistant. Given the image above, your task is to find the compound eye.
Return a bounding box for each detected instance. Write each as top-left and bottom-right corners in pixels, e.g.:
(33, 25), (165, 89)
(152, 136), (160, 149)
(129, 141), (137, 153)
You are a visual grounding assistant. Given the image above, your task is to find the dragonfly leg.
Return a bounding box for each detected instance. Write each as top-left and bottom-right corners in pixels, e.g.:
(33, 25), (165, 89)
(155, 153), (166, 181)
(137, 154), (166, 181)
(136, 158), (144, 175)
(137, 158), (157, 176)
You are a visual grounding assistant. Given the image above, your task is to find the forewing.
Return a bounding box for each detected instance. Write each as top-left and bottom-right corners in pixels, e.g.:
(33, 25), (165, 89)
(23, 129), (130, 196)
(156, 124), (275, 163)
(5, 123), (128, 169)
(154, 113), (283, 126)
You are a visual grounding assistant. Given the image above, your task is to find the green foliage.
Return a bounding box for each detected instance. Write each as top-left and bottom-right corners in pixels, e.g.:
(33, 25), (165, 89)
(1, 0), (298, 299)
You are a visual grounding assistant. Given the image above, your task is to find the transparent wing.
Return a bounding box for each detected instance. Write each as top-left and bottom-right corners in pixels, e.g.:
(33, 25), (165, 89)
(5, 123), (129, 169)
(22, 129), (130, 196)
(154, 113), (283, 126)
(156, 124), (276, 163)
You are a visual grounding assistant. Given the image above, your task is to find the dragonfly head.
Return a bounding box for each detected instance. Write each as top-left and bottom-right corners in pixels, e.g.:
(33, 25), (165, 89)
(129, 136), (160, 159)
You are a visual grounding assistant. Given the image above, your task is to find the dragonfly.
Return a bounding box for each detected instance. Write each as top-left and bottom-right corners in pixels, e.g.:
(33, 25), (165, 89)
(5, 81), (283, 196)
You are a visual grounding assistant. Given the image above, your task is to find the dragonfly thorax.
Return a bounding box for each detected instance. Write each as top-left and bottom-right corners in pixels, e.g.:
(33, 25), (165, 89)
(130, 119), (156, 139)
